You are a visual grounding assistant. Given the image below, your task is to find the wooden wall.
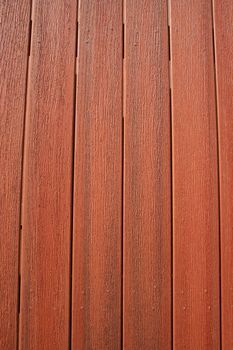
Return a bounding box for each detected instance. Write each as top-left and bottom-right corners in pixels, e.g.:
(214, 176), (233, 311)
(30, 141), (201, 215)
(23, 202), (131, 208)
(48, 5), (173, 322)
(0, 0), (232, 349)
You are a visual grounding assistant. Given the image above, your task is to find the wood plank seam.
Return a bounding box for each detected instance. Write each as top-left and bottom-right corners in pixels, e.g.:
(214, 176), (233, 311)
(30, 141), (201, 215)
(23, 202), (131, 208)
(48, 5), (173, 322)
(212, 0), (233, 346)
(69, 74), (76, 350)
(121, 116), (124, 350)
(211, 0), (222, 347)
(69, 4), (79, 350)
(70, 5), (79, 348)
(121, 6), (125, 348)
(17, 1), (33, 348)
(170, 83), (173, 350)
(122, 2), (125, 348)
(167, 1), (173, 349)
(71, 6), (79, 349)
(28, 20), (32, 57)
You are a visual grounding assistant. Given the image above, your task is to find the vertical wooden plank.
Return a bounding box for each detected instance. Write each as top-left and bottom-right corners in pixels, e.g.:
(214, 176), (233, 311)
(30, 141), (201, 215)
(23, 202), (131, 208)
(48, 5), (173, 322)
(72, 1), (122, 349)
(0, 2), (31, 349)
(19, 1), (77, 349)
(124, 1), (171, 349)
(170, 1), (220, 348)
(213, 1), (233, 348)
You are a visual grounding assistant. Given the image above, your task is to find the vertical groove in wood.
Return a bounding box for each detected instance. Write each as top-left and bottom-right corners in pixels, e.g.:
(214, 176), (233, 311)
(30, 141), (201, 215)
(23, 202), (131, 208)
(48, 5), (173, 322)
(0, 1), (31, 349)
(72, 1), (123, 348)
(121, 115), (125, 350)
(69, 5), (79, 350)
(124, 1), (171, 349)
(170, 1), (220, 348)
(121, 5), (125, 348)
(210, 2), (222, 348)
(121, 25), (124, 350)
(19, 0), (77, 349)
(213, 1), (233, 348)
(17, 2), (33, 348)
(167, 2), (173, 348)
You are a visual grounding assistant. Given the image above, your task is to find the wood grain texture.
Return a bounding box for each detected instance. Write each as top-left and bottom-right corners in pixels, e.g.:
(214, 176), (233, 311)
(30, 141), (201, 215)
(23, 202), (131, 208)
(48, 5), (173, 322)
(123, 1), (171, 349)
(0, 1), (31, 349)
(170, 1), (220, 348)
(72, 1), (122, 349)
(19, 1), (77, 349)
(213, 1), (233, 348)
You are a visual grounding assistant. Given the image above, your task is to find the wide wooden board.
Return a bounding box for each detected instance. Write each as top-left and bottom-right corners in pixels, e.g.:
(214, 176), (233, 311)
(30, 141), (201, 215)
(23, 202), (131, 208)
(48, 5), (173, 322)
(170, 1), (220, 348)
(72, 1), (123, 349)
(19, 1), (77, 349)
(0, 1), (31, 349)
(124, 1), (171, 348)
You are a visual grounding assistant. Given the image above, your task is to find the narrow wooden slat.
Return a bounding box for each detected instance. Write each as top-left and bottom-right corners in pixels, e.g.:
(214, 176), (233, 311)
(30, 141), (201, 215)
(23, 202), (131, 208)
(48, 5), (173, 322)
(0, 2), (31, 349)
(213, 1), (233, 348)
(170, 1), (220, 348)
(19, 1), (77, 349)
(72, 1), (122, 349)
(124, 1), (171, 348)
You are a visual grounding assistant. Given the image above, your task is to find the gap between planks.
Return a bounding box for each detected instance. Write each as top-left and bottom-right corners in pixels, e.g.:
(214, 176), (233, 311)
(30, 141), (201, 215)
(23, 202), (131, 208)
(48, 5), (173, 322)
(17, 1), (33, 348)
(167, 1), (173, 349)
(70, 4), (79, 348)
(210, 0), (222, 347)
(121, 5), (125, 348)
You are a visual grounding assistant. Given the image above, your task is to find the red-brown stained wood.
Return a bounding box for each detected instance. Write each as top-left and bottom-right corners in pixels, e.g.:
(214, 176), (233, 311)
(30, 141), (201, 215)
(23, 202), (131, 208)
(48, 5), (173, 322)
(170, 1), (220, 348)
(124, 1), (171, 349)
(0, 1), (31, 349)
(72, 1), (122, 349)
(19, 1), (77, 349)
(213, 1), (233, 348)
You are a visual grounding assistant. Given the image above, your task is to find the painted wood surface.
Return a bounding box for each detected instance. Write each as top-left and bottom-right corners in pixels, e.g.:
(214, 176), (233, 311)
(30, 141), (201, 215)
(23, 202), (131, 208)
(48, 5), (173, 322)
(19, 1), (77, 349)
(1, 1), (233, 349)
(213, 1), (233, 348)
(72, 1), (122, 349)
(124, 1), (171, 349)
(0, 1), (31, 349)
(170, 1), (220, 348)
